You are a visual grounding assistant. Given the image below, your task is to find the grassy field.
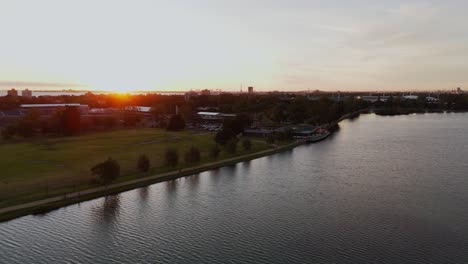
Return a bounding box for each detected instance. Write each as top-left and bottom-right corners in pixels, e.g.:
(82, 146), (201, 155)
(0, 129), (272, 209)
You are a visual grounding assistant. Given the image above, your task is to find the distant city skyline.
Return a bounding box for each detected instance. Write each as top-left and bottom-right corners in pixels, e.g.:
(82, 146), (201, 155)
(1, 0), (468, 92)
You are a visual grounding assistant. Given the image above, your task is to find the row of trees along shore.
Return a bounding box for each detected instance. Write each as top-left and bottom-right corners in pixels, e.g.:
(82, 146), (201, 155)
(91, 139), (252, 185)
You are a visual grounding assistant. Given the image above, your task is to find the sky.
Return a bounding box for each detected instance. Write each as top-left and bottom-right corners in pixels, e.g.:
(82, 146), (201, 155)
(1, 0), (468, 92)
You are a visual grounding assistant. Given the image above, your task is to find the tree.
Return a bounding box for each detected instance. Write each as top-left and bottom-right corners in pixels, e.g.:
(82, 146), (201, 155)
(215, 129), (235, 145)
(16, 109), (41, 137)
(60, 106), (81, 136)
(165, 148), (179, 167)
(215, 114), (252, 145)
(210, 144), (221, 159)
(226, 138), (238, 154)
(266, 135), (275, 144)
(150, 104), (165, 120)
(123, 111), (140, 127)
(242, 138), (252, 151)
(166, 114), (185, 131)
(137, 154), (150, 172)
(1, 126), (15, 140)
(223, 114), (252, 135)
(91, 158), (120, 184)
(16, 119), (35, 137)
(184, 146), (201, 163)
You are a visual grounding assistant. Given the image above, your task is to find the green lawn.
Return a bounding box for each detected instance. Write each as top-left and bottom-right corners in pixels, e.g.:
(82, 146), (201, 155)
(0, 129), (271, 208)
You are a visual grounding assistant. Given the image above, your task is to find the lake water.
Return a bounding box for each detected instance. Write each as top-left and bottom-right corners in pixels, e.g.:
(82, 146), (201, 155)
(1, 113), (467, 263)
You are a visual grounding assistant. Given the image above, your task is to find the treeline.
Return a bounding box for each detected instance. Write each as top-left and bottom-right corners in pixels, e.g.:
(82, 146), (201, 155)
(0, 92), (185, 110)
(190, 94), (368, 125)
(1, 92), (370, 141)
(91, 139), (253, 185)
(2, 107), (82, 139)
(375, 94), (468, 114)
(1, 107), (189, 140)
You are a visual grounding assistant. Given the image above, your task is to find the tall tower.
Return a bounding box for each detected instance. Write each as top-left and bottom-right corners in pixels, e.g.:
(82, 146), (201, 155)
(248, 86), (254, 94)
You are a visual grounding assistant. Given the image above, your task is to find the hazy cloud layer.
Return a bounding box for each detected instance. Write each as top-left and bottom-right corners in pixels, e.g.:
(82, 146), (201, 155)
(0, 81), (86, 89)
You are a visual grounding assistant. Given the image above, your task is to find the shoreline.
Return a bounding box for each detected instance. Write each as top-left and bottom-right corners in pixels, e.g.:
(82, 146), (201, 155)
(0, 109), (367, 223)
(0, 141), (303, 223)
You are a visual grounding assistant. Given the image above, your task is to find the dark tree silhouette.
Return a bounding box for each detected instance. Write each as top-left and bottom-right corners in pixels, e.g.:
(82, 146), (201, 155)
(137, 154), (150, 172)
(166, 114), (185, 131)
(91, 158), (120, 184)
(242, 139), (252, 151)
(184, 146), (201, 163)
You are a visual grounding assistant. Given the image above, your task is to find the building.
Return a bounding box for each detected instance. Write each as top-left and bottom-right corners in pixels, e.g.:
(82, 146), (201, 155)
(21, 89), (32, 98)
(361, 95), (390, 103)
(20, 104), (89, 115)
(197, 112), (236, 122)
(248, 86), (254, 94)
(7, 88), (18, 97)
(426, 96), (439, 103)
(402, 95), (418, 100)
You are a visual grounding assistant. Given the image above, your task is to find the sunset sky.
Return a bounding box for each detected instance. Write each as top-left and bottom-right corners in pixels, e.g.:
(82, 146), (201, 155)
(1, 0), (467, 92)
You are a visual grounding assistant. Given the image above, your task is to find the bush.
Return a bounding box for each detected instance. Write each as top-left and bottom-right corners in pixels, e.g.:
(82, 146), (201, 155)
(214, 129), (235, 145)
(226, 138), (238, 154)
(137, 154), (150, 172)
(210, 144), (221, 159)
(242, 139), (252, 151)
(91, 158), (120, 184)
(165, 148), (179, 167)
(167, 114), (185, 131)
(184, 146), (201, 163)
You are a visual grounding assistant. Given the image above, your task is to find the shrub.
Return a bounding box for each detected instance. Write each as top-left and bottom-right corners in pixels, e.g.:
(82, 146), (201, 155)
(226, 138), (238, 154)
(184, 146), (201, 163)
(137, 154), (150, 172)
(210, 144), (221, 159)
(242, 139), (252, 151)
(91, 158), (120, 184)
(165, 148), (179, 167)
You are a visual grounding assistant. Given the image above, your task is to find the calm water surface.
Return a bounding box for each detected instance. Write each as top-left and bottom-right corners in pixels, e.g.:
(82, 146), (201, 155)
(1, 113), (468, 263)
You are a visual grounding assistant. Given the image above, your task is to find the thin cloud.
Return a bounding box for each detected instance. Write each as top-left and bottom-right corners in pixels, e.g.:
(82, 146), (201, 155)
(0, 81), (87, 88)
